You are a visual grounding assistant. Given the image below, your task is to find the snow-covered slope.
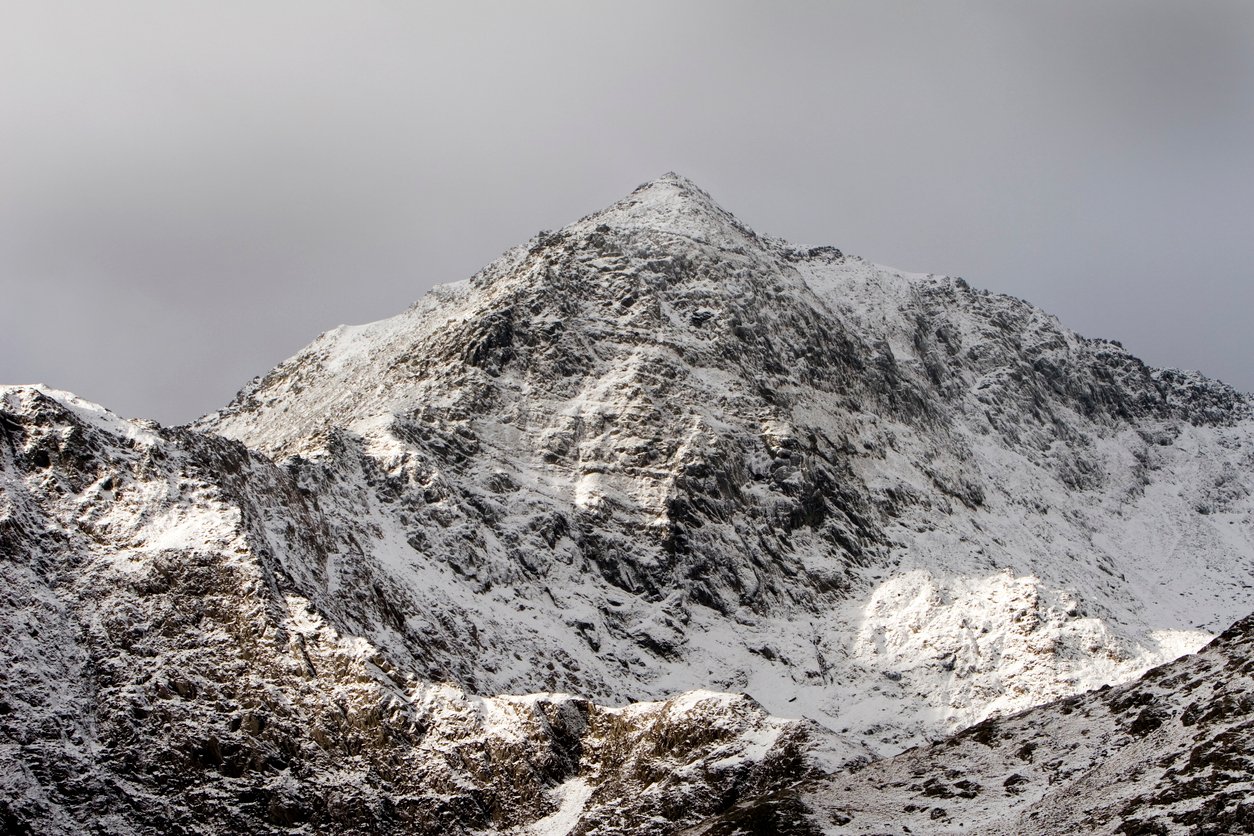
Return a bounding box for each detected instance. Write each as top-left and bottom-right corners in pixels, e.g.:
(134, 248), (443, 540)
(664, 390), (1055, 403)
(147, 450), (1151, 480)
(202, 173), (1254, 749)
(720, 609), (1254, 835)
(3, 174), (1253, 833)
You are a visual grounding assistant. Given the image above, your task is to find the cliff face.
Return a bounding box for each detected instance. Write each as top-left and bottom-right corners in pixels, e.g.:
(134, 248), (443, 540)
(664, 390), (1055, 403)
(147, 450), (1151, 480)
(3, 174), (1253, 834)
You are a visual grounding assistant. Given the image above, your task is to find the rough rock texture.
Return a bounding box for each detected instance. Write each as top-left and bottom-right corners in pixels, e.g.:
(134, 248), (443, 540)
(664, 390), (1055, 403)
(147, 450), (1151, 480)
(0, 386), (847, 835)
(3, 174), (1253, 833)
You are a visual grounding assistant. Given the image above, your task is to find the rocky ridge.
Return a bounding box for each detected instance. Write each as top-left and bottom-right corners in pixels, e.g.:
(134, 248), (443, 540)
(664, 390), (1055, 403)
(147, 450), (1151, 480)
(0, 385), (852, 834)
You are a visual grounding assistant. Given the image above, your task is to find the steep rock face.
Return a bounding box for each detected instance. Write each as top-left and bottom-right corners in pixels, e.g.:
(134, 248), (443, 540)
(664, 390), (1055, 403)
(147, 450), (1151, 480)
(200, 174), (1254, 747)
(0, 385), (848, 835)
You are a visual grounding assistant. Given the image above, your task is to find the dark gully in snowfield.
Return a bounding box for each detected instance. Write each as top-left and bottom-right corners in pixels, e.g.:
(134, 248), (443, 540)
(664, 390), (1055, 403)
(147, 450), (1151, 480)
(4, 175), (1253, 834)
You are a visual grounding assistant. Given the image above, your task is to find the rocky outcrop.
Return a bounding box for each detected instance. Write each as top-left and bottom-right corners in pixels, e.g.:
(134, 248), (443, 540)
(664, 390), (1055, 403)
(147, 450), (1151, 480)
(0, 385), (850, 835)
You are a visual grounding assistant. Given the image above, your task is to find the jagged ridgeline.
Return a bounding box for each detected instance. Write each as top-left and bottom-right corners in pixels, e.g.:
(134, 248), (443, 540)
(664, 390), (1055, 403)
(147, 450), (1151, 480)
(3, 174), (1253, 834)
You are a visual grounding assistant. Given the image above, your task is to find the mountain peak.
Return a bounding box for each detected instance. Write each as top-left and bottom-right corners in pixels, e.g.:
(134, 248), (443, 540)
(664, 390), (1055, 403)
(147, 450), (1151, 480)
(636, 170), (708, 196)
(576, 171), (757, 246)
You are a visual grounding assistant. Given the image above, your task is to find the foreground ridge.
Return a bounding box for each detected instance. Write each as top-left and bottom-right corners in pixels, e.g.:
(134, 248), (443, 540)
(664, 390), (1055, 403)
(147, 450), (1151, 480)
(709, 612), (1254, 835)
(0, 385), (850, 834)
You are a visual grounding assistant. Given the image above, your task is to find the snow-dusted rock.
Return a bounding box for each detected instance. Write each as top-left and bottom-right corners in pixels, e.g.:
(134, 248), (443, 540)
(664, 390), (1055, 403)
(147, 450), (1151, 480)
(0, 384), (846, 834)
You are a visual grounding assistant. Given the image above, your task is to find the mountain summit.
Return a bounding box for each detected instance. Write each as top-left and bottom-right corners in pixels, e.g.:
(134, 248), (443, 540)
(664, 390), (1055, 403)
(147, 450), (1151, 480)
(4, 175), (1254, 833)
(578, 172), (761, 243)
(202, 174), (1253, 740)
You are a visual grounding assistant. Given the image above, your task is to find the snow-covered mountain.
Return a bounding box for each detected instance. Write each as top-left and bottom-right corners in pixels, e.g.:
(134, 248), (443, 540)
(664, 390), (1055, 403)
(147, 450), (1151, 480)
(3, 173), (1253, 833)
(201, 173), (1254, 742)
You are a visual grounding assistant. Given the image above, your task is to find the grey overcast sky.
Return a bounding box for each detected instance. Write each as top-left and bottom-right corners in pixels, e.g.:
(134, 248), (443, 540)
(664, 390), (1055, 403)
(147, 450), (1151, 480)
(2, 1), (1252, 425)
